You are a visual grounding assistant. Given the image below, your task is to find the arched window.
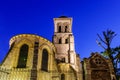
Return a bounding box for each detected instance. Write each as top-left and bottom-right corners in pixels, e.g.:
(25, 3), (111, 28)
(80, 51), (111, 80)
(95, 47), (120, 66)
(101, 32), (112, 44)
(58, 26), (62, 32)
(65, 26), (68, 32)
(41, 49), (48, 71)
(17, 44), (29, 68)
(65, 38), (69, 44)
(59, 38), (62, 44)
(61, 74), (65, 80)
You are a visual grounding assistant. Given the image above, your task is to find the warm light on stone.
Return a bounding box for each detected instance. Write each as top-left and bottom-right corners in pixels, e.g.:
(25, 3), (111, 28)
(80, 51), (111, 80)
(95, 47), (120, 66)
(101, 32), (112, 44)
(0, 17), (116, 80)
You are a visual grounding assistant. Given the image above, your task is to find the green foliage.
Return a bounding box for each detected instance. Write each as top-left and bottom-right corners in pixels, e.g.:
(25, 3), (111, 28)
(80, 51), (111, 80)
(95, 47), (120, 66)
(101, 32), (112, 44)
(97, 29), (120, 76)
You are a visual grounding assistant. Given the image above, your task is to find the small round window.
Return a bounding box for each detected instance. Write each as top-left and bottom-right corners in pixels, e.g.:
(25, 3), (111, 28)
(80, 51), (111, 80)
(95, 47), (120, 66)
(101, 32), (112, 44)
(94, 58), (102, 65)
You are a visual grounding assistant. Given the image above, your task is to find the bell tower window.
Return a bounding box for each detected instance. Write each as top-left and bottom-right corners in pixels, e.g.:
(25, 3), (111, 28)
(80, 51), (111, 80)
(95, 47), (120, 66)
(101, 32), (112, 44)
(17, 44), (29, 68)
(58, 26), (62, 32)
(65, 26), (68, 32)
(59, 38), (62, 44)
(65, 38), (69, 44)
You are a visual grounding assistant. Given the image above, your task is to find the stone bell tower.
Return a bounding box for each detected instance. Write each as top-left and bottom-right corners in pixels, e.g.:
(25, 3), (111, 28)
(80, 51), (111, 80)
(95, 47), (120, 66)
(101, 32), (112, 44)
(53, 16), (77, 66)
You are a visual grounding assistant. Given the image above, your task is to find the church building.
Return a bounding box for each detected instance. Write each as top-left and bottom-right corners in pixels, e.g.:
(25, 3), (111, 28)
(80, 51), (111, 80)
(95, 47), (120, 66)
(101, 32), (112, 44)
(0, 16), (116, 80)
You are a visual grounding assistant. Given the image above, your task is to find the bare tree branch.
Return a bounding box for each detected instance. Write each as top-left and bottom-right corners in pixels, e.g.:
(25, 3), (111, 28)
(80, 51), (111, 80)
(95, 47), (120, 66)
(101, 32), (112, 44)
(97, 33), (107, 45)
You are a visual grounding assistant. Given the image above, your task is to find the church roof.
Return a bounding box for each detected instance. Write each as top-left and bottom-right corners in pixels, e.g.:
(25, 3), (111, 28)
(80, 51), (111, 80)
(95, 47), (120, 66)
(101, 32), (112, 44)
(59, 16), (68, 18)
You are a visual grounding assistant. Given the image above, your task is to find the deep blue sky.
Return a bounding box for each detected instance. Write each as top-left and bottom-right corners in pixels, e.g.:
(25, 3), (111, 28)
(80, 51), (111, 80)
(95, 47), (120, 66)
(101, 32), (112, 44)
(0, 0), (120, 63)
